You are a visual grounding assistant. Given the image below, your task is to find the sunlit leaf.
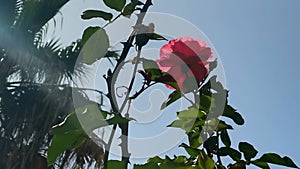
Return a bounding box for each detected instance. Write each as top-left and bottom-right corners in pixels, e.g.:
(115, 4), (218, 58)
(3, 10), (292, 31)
(47, 129), (88, 165)
(179, 143), (200, 158)
(199, 93), (213, 113)
(187, 129), (204, 148)
(142, 58), (159, 70)
(198, 150), (215, 169)
(134, 161), (159, 169)
(108, 160), (126, 168)
(216, 120), (233, 131)
(148, 156), (164, 164)
(81, 26), (109, 65)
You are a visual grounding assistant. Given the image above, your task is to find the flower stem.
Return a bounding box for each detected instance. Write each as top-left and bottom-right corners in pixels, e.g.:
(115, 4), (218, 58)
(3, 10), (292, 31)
(103, 1), (153, 168)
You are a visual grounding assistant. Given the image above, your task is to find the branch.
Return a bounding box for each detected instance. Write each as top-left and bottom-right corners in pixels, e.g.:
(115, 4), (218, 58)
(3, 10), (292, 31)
(103, 1), (153, 168)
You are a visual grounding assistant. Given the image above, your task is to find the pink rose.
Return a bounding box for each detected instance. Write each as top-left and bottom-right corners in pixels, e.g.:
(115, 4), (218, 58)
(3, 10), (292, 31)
(156, 37), (213, 91)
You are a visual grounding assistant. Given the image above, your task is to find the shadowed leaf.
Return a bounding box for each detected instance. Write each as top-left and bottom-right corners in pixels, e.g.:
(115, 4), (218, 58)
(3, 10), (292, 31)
(161, 91), (181, 110)
(81, 10), (113, 21)
(103, 0), (126, 11)
(258, 153), (299, 168)
(238, 142), (258, 161)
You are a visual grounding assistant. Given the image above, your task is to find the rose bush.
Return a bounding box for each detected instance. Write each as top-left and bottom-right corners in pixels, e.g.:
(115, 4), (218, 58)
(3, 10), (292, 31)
(156, 37), (213, 91)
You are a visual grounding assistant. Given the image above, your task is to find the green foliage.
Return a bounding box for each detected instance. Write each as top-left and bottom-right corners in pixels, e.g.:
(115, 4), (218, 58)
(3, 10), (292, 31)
(81, 10), (113, 21)
(122, 0), (144, 17)
(251, 160), (270, 169)
(220, 130), (231, 147)
(47, 104), (132, 166)
(149, 33), (168, 41)
(222, 105), (244, 125)
(228, 161), (246, 169)
(134, 162), (159, 169)
(238, 142), (258, 161)
(141, 58), (179, 90)
(81, 26), (109, 64)
(108, 160), (127, 168)
(179, 143), (200, 158)
(168, 107), (201, 132)
(103, 0), (126, 12)
(161, 91), (182, 110)
(135, 25), (167, 48)
(198, 150), (215, 169)
(256, 153), (299, 168)
(47, 129), (88, 165)
(218, 147), (242, 161)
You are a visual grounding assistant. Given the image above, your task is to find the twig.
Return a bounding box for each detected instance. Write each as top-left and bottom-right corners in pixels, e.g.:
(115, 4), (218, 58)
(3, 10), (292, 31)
(102, 14), (122, 29)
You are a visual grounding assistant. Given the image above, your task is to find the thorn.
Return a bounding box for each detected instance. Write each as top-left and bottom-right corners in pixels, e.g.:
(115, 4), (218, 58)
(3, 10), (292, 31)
(120, 42), (127, 46)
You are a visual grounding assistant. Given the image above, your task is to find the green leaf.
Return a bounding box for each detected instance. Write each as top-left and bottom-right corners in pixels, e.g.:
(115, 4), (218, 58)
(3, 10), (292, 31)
(106, 114), (133, 125)
(222, 105), (244, 125)
(258, 153), (299, 168)
(201, 75), (225, 94)
(161, 91), (181, 110)
(142, 58), (159, 70)
(103, 0), (126, 11)
(179, 143), (200, 158)
(81, 26), (109, 65)
(199, 93), (213, 113)
(148, 156), (164, 164)
(47, 129), (88, 165)
(238, 142), (258, 161)
(107, 160), (126, 168)
(136, 33), (150, 47)
(203, 136), (218, 154)
(81, 10), (113, 21)
(177, 107), (200, 119)
(198, 150), (215, 169)
(217, 165), (226, 169)
(52, 104), (131, 138)
(149, 33), (168, 41)
(168, 119), (195, 132)
(220, 129), (231, 147)
(209, 59), (218, 72)
(122, 1), (143, 17)
(251, 160), (270, 169)
(218, 147), (242, 161)
(228, 161), (246, 169)
(216, 120), (233, 131)
(51, 111), (82, 135)
(104, 50), (119, 58)
(134, 162), (159, 169)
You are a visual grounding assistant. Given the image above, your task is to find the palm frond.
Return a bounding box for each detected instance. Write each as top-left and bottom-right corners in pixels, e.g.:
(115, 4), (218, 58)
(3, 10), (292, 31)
(14, 0), (69, 35)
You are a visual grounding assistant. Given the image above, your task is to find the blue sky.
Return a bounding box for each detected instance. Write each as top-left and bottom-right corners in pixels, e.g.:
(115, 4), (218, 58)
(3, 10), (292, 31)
(51, 0), (300, 168)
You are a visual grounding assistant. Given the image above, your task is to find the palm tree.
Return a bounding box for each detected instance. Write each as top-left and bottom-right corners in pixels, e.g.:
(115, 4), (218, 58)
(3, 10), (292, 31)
(0, 0), (104, 168)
